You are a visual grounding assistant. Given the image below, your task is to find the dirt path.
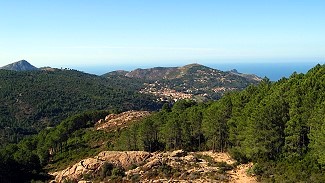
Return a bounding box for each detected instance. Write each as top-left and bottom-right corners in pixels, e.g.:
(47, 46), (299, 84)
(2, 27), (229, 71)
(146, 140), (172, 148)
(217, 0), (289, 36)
(200, 151), (257, 183)
(228, 162), (256, 183)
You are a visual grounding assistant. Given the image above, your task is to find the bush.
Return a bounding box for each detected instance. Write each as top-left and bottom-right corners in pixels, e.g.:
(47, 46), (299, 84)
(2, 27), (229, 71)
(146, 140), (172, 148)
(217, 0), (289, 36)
(112, 166), (125, 177)
(100, 162), (114, 179)
(229, 147), (249, 164)
(215, 161), (234, 173)
(128, 164), (138, 170)
(130, 174), (140, 183)
(194, 154), (214, 165)
(157, 163), (174, 178)
(247, 163), (263, 176)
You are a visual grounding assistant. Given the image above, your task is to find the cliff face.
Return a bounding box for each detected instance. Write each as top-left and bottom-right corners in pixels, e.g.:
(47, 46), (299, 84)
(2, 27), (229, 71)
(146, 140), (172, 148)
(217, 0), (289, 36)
(0, 60), (39, 71)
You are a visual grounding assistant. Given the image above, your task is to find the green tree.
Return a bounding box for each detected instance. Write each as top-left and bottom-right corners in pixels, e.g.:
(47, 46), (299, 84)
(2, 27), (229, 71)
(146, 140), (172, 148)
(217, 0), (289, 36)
(308, 103), (325, 165)
(203, 96), (232, 152)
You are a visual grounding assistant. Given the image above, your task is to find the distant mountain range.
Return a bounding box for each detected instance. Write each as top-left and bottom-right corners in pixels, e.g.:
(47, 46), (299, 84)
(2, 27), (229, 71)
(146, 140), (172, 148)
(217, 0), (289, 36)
(105, 63), (260, 81)
(0, 60), (262, 101)
(0, 60), (39, 71)
(104, 63), (262, 101)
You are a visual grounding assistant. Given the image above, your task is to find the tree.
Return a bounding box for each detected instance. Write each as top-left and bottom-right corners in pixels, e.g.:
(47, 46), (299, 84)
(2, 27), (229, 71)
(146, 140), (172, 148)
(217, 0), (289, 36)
(244, 93), (288, 160)
(203, 96), (232, 152)
(139, 118), (162, 152)
(308, 103), (325, 165)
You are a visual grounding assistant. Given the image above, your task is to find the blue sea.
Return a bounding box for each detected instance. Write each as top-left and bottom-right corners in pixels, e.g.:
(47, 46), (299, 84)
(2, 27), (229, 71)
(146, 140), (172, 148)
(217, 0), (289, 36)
(74, 61), (323, 81)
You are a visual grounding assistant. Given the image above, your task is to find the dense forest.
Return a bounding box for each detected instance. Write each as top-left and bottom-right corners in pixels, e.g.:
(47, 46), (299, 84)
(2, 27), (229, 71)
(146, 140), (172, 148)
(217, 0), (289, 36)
(115, 64), (325, 182)
(1, 64), (325, 182)
(0, 69), (160, 147)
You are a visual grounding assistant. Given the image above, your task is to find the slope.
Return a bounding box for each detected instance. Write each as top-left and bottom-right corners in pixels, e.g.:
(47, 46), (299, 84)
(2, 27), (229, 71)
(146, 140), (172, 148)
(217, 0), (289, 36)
(2, 64), (324, 182)
(0, 69), (160, 147)
(0, 60), (39, 71)
(104, 63), (262, 100)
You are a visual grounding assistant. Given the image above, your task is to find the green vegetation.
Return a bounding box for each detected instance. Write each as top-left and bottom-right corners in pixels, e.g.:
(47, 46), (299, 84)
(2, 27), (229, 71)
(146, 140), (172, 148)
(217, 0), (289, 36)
(0, 69), (160, 147)
(114, 64), (325, 182)
(106, 64), (261, 100)
(1, 64), (325, 182)
(0, 110), (118, 182)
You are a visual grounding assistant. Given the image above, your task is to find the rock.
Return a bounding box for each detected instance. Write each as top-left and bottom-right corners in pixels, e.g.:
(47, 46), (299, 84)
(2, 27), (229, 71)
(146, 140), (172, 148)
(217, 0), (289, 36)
(51, 150), (257, 183)
(143, 158), (162, 170)
(182, 154), (197, 162)
(97, 119), (104, 124)
(171, 149), (187, 157)
(52, 151), (151, 182)
(96, 111), (151, 131)
(97, 151), (151, 168)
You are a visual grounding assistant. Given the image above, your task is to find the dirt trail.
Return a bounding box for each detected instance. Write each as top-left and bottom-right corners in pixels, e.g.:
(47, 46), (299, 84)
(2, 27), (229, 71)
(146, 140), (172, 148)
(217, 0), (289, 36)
(200, 151), (257, 183)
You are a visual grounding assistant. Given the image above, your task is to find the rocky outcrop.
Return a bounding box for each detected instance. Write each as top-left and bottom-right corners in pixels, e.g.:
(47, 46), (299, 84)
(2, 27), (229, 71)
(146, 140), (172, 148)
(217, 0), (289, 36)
(95, 110), (151, 131)
(95, 151), (151, 168)
(51, 157), (103, 182)
(51, 150), (256, 183)
(51, 151), (151, 182)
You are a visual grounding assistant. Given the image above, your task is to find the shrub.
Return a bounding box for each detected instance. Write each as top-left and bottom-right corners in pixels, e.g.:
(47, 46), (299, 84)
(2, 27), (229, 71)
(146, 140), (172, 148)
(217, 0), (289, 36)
(130, 174), (140, 183)
(216, 161), (234, 173)
(100, 162), (114, 179)
(112, 166), (125, 177)
(229, 147), (249, 164)
(157, 163), (175, 178)
(247, 163), (263, 176)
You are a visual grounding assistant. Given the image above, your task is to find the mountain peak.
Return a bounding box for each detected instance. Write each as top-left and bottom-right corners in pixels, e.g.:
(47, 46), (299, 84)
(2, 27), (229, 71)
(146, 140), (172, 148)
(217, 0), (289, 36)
(183, 63), (203, 68)
(0, 60), (39, 71)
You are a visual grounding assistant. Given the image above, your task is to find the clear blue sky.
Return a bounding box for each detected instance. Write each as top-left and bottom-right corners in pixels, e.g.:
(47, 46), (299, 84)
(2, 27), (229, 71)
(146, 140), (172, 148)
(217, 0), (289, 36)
(0, 0), (324, 70)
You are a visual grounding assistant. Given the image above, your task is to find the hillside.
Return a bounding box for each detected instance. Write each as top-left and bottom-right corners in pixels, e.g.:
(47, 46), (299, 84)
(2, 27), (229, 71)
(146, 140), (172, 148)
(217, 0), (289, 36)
(1, 64), (325, 182)
(0, 69), (160, 147)
(110, 65), (325, 182)
(0, 60), (39, 71)
(110, 64), (325, 182)
(104, 63), (261, 101)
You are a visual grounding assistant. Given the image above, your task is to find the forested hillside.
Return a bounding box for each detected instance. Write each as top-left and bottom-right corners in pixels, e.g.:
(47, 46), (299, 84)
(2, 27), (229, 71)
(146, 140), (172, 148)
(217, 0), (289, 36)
(1, 64), (324, 182)
(0, 69), (160, 147)
(114, 64), (325, 182)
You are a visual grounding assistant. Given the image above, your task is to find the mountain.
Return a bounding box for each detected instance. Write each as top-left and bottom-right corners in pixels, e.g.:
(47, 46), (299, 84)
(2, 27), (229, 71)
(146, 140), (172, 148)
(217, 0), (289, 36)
(0, 60), (39, 71)
(229, 68), (262, 81)
(0, 69), (161, 147)
(104, 70), (129, 76)
(2, 64), (325, 183)
(104, 63), (262, 100)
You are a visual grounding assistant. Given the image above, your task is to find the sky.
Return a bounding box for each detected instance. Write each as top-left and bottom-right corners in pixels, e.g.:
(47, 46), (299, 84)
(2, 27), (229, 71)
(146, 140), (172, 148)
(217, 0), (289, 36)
(0, 0), (324, 75)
